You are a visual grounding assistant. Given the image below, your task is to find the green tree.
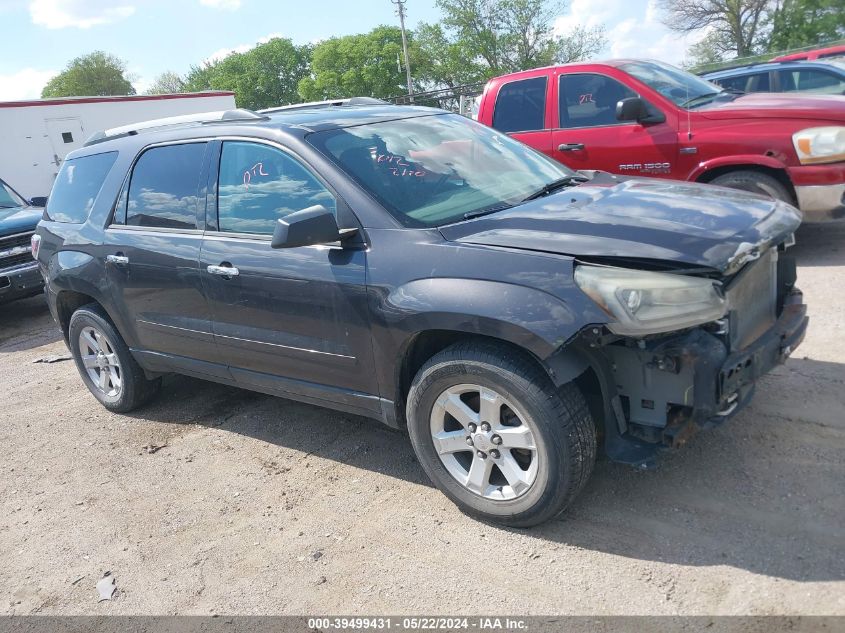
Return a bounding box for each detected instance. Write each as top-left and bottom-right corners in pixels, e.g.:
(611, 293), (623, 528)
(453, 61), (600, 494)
(768, 0), (845, 52)
(417, 0), (606, 87)
(41, 51), (135, 98)
(298, 26), (428, 100)
(145, 71), (186, 95)
(658, 0), (770, 59)
(184, 37), (312, 110)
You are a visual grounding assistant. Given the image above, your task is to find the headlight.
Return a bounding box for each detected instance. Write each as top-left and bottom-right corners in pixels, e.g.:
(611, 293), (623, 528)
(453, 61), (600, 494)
(574, 265), (726, 336)
(792, 126), (845, 165)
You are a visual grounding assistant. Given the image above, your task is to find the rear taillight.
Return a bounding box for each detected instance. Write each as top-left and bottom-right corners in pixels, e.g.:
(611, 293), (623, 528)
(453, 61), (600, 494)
(31, 234), (41, 260)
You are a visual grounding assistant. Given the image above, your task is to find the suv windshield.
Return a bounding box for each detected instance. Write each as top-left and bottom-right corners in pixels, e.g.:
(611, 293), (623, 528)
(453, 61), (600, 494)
(308, 113), (573, 227)
(621, 60), (725, 108)
(0, 179), (26, 208)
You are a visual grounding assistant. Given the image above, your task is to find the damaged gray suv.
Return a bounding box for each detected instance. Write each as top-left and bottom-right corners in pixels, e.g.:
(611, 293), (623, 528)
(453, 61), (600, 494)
(34, 102), (807, 526)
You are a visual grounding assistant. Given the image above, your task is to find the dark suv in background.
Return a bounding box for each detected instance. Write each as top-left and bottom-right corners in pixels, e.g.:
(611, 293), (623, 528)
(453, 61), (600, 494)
(34, 103), (807, 526)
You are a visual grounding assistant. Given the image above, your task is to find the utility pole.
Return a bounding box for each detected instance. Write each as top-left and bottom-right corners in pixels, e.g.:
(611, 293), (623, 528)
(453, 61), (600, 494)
(391, 0), (414, 103)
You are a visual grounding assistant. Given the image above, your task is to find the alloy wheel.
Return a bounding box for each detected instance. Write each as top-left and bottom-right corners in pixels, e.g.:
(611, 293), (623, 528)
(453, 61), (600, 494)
(78, 326), (122, 398)
(429, 383), (538, 500)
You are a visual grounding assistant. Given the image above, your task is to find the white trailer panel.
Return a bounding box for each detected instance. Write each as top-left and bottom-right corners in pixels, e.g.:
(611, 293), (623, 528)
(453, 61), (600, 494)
(0, 92), (236, 199)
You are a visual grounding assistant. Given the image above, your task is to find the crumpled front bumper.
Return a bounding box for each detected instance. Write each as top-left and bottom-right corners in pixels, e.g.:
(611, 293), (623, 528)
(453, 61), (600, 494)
(592, 287), (807, 467)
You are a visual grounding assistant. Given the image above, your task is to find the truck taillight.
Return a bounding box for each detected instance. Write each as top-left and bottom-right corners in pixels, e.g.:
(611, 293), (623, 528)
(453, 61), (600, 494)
(31, 234), (41, 260)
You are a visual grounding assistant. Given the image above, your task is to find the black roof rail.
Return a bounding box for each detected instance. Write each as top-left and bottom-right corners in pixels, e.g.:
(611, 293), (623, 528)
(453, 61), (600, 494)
(84, 108), (268, 146)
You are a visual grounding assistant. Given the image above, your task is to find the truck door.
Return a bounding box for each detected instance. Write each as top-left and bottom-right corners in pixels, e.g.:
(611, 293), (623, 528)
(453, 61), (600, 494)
(489, 75), (555, 156)
(44, 117), (85, 171)
(551, 72), (678, 178)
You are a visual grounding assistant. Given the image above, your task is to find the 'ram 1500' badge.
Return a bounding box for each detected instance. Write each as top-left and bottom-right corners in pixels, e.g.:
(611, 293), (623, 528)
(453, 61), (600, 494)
(619, 162), (672, 174)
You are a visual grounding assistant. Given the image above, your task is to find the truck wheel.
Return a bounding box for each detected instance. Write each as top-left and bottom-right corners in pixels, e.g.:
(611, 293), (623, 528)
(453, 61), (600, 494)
(68, 304), (161, 413)
(709, 170), (792, 203)
(406, 341), (596, 527)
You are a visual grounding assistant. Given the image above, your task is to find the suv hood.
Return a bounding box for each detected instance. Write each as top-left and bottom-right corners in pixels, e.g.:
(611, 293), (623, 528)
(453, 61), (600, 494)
(0, 205), (42, 237)
(697, 92), (845, 122)
(439, 174), (802, 274)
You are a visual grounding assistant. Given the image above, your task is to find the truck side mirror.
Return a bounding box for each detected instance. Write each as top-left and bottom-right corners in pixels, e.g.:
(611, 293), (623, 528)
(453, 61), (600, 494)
(271, 205), (355, 249)
(29, 196), (48, 207)
(616, 97), (665, 124)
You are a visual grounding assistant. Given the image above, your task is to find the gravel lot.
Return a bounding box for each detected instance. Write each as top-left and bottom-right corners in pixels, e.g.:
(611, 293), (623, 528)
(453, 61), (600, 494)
(1, 223), (843, 616)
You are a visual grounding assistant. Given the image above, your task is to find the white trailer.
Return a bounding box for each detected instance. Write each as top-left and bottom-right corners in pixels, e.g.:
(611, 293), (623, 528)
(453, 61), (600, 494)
(0, 91), (236, 199)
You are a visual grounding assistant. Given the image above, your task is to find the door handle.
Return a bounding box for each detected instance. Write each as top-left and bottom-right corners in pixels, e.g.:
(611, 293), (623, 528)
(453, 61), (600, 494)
(558, 143), (585, 151)
(106, 254), (129, 266)
(207, 264), (239, 277)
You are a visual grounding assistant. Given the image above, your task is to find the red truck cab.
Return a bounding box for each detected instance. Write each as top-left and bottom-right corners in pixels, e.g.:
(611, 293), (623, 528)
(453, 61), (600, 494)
(477, 59), (845, 221)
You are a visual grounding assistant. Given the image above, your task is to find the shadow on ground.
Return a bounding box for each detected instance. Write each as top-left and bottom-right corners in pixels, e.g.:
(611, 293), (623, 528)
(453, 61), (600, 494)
(127, 352), (844, 584)
(0, 294), (60, 351)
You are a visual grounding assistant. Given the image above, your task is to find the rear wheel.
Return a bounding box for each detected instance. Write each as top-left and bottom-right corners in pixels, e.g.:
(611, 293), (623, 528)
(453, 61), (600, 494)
(406, 341), (596, 527)
(709, 170), (792, 203)
(68, 304), (161, 413)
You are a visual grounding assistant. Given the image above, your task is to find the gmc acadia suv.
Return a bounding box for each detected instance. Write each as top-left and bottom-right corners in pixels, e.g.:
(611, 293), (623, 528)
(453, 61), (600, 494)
(34, 102), (808, 526)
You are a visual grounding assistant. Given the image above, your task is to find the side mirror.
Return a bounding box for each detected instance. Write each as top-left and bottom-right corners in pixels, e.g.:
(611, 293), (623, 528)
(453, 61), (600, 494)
(616, 97), (665, 124)
(29, 196), (48, 207)
(271, 205), (354, 249)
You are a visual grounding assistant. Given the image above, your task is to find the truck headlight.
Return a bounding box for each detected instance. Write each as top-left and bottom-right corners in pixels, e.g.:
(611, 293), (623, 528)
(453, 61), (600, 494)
(792, 126), (845, 165)
(574, 264), (726, 336)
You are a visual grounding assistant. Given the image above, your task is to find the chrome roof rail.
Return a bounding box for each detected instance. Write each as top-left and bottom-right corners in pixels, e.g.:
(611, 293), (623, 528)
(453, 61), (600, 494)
(84, 108), (268, 146)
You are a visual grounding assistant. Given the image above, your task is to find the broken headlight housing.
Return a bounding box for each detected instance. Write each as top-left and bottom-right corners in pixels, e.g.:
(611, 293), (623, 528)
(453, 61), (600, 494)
(574, 264), (726, 336)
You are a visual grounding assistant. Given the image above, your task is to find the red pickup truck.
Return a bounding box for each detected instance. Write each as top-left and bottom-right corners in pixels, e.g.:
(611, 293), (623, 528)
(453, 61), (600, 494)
(477, 59), (845, 221)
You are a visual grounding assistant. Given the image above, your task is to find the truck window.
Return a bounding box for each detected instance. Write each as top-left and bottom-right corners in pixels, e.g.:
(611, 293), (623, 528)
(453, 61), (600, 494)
(44, 152), (118, 223)
(779, 68), (845, 94)
(126, 143), (207, 230)
(558, 74), (637, 128)
(492, 77), (547, 133)
(217, 141), (336, 235)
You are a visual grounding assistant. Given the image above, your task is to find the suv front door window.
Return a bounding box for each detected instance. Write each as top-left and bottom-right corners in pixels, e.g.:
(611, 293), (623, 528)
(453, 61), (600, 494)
(200, 141), (378, 404)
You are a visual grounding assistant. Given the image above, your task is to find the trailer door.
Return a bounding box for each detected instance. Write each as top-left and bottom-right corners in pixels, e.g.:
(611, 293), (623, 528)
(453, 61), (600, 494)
(44, 117), (85, 168)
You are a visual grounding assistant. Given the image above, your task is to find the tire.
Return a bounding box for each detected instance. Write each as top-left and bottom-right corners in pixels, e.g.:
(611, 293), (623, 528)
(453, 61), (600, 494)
(709, 170), (792, 203)
(68, 303), (161, 413)
(406, 341), (596, 527)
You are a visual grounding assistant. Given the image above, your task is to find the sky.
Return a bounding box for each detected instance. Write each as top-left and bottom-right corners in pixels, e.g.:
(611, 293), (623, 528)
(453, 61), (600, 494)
(0, 0), (705, 101)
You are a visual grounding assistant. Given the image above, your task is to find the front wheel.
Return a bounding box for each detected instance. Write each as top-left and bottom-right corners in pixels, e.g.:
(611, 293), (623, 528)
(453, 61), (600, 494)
(709, 170), (792, 204)
(406, 342), (596, 527)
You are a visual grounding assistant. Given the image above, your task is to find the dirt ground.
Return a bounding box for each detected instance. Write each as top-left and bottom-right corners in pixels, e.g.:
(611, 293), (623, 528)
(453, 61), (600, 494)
(1, 223), (843, 616)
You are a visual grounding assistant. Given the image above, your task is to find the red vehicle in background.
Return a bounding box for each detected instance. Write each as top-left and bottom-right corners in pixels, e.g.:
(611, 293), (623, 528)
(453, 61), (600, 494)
(772, 44), (845, 61)
(476, 59), (845, 221)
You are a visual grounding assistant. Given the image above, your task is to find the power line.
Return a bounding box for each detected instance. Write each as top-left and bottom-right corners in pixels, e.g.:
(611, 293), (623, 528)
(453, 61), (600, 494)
(391, 0), (414, 103)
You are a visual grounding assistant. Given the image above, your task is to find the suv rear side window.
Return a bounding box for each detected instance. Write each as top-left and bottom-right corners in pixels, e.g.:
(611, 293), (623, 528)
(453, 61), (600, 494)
(778, 68), (845, 94)
(217, 141), (336, 235)
(559, 73), (637, 128)
(45, 151), (118, 223)
(126, 143), (207, 229)
(492, 77), (547, 133)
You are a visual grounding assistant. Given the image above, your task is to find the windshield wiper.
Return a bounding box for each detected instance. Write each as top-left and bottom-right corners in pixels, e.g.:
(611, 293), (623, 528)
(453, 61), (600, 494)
(521, 175), (587, 202)
(463, 202), (513, 220)
(681, 89), (742, 108)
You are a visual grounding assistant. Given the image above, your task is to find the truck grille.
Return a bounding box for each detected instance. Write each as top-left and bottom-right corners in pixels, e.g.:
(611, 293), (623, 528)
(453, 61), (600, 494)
(0, 232), (34, 272)
(726, 248), (777, 350)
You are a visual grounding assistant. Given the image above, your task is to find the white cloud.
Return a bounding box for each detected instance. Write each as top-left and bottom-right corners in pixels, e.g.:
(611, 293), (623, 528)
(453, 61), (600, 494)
(199, 0), (242, 9)
(29, 0), (135, 29)
(554, 0), (706, 65)
(0, 67), (56, 101)
(204, 32), (282, 64)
